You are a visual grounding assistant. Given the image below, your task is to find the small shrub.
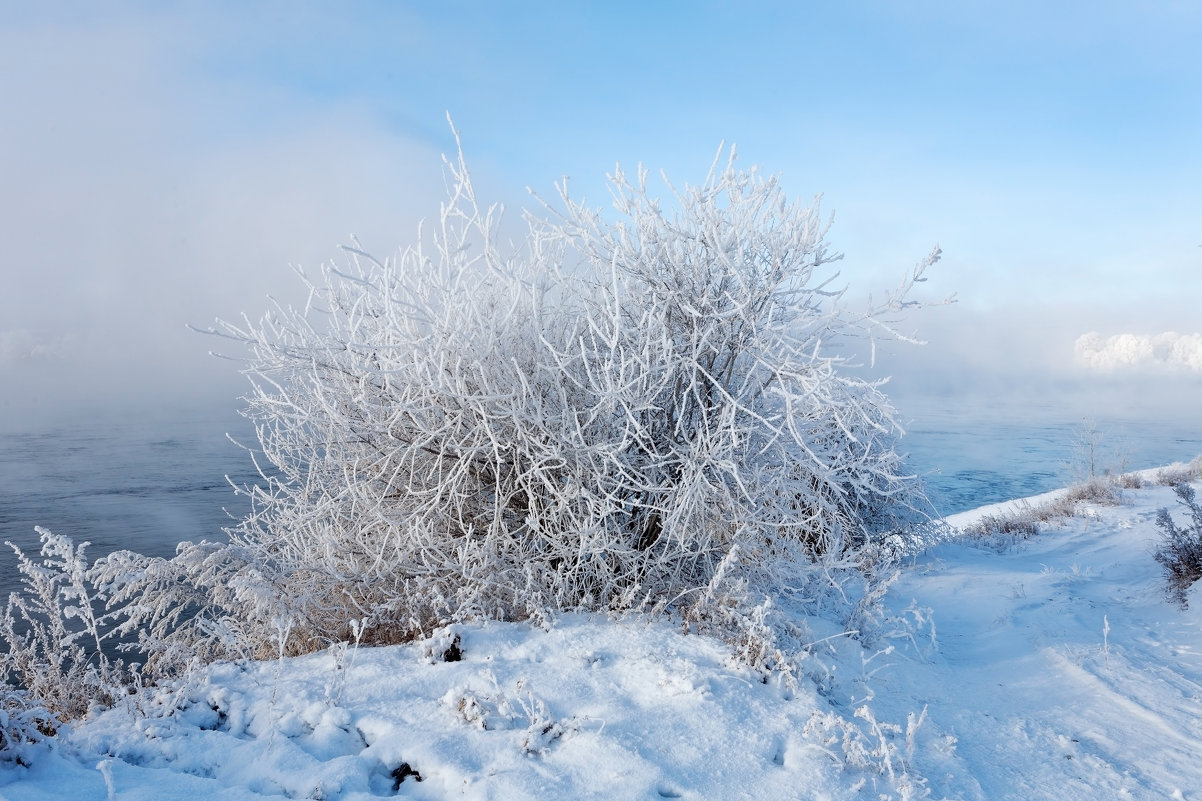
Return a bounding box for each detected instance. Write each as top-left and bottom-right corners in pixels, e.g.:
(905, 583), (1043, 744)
(1154, 483), (1202, 607)
(1069, 417), (1107, 482)
(1065, 417), (1137, 483)
(0, 527), (252, 739)
(90, 539), (290, 669)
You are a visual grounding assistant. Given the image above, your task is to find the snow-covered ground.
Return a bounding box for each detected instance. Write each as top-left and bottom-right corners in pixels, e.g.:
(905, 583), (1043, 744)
(2, 474), (1200, 800)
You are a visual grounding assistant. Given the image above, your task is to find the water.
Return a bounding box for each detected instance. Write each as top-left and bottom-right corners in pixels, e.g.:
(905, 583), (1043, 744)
(905, 407), (1202, 517)
(0, 409), (260, 599)
(1, 405), (1199, 601)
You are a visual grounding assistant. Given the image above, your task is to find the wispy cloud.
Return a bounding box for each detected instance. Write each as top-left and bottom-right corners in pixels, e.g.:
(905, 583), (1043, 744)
(1075, 332), (1202, 372)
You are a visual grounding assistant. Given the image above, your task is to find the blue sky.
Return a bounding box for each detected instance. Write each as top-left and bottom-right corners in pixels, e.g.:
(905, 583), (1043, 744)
(1, 1), (1199, 427)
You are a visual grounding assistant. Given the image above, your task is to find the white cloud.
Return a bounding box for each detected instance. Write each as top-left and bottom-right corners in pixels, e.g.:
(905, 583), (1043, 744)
(1075, 332), (1202, 372)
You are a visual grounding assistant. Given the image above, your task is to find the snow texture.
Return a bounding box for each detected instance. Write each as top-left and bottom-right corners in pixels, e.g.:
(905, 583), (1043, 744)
(3, 475), (1201, 800)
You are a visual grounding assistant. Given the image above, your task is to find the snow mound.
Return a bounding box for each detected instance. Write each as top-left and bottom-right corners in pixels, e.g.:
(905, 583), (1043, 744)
(1, 616), (899, 800)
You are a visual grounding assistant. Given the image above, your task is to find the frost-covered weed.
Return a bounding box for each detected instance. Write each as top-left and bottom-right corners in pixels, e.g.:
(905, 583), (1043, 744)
(804, 704), (931, 800)
(0, 529), (255, 749)
(0, 529), (138, 725)
(89, 539), (291, 668)
(1154, 482), (1202, 607)
(444, 670), (580, 754)
(1063, 476), (1124, 507)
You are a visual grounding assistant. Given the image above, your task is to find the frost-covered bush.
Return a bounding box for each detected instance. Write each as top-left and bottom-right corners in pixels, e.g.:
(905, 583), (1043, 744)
(193, 134), (938, 655)
(1154, 483), (1202, 607)
(90, 539), (282, 670)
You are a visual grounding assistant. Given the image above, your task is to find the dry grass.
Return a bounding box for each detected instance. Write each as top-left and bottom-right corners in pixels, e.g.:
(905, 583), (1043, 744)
(1153, 456), (1202, 488)
(962, 474), (1132, 541)
(961, 456), (1202, 546)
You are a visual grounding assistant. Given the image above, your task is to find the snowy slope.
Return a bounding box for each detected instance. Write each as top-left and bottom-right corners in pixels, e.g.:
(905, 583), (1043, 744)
(2, 477), (1199, 800)
(879, 478), (1202, 800)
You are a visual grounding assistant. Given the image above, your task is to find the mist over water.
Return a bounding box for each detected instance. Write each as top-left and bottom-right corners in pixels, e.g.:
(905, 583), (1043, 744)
(1, 402), (1198, 600)
(0, 408), (260, 599)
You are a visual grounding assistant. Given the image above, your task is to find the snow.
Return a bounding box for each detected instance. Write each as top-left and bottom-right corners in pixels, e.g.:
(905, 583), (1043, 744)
(3, 476), (1201, 800)
(876, 478), (1202, 799)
